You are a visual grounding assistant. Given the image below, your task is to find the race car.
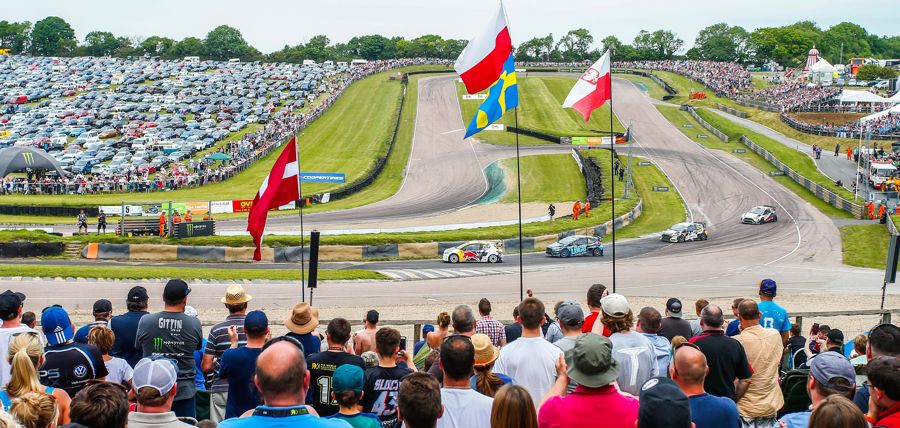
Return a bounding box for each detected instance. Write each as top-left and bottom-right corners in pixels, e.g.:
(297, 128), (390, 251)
(741, 205), (777, 224)
(442, 241), (503, 263)
(660, 222), (708, 243)
(546, 235), (604, 258)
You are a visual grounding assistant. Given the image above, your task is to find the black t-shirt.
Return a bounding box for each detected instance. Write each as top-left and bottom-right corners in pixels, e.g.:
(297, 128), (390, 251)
(361, 365), (413, 427)
(659, 317), (693, 342)
(39, 342), (110, 398)
(505, 323), (522, 343)
(306, 351), (366, 416)
(690, 331), (752, 401)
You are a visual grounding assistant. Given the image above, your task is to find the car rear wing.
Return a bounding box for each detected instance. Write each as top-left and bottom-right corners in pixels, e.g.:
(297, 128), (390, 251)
(762, 205), (776, 210)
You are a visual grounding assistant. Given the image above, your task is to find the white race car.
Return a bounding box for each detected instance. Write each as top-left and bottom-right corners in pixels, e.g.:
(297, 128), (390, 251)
(661, 222), (708, 243)
(741, 205), (777, 225)
(442, 241), (503, 263)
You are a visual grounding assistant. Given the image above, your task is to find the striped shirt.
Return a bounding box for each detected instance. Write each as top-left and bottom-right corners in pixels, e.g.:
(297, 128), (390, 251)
(475, 315), (506, 347)
(205, 314), (247, 393)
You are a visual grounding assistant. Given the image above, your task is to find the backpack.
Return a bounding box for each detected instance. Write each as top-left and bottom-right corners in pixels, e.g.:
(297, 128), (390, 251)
(779, 369), (811, 417)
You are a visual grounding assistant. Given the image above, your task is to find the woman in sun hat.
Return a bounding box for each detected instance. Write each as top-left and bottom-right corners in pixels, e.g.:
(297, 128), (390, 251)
(284, 303), (322, 358)
(470, 333), (512, 397)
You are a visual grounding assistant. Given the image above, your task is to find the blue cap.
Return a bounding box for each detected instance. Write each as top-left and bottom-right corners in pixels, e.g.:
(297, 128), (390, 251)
(41, 306), (74, 346)
(422, 324), (435, 335)
(332, 364), (364, 394)
(244, 310), (269, 336)
(759, 278), (777, 296)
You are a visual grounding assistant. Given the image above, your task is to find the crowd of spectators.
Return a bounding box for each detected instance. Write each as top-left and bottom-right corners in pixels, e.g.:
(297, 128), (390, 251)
(618, 60), (752, 97)
(737, 81), (841, 111)
(0, 277), (896, 428)
(781, 112), (900, 140)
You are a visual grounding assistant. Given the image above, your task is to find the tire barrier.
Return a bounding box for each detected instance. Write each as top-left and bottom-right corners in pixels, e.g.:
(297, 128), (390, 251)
(779, 113), (900, 141)
(716, 104), (748, 119)
(0, 205), (98, 217)
(739, 136), (863, 218)
(574, 149), (605, 205)
(683, 106), (729, 143)
(0, 242), (64, 258)
(79, 200), (643, 262)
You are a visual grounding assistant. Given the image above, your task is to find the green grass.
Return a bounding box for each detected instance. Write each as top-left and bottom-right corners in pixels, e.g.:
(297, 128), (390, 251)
(615, 157), (687, 239)
(615, 73), (669, 100)
(656, 105), (728, 147)
(750, 72), (771, 90)
(840, 224), (890, 269)
(0, 263), (386, 281)
(499, 154), (585, 203)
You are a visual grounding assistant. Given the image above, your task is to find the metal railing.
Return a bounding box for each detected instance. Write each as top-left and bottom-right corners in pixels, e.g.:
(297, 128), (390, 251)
(779, 113), (900, 141)
(684, 106), (729, 143)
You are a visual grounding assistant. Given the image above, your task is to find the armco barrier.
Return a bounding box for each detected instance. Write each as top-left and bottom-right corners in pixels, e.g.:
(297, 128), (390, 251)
(81, 200), (643, 263)
(716, 103), (748, 119)
(740, 136), (864, 218)
(505, 126), (559, 143)
(684, 106), (729, 143)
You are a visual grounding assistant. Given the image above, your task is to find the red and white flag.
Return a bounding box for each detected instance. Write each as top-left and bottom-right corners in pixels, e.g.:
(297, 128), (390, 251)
(785, 68), (794, 78)
(563, 50), (612, 122)
(454, 2), (513, 94)
(247, 137), (300, 261)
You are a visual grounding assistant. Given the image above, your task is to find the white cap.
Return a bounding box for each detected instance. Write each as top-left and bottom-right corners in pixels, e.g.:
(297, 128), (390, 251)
(600, 293), (630, 318)
(133, 358), (178, 396)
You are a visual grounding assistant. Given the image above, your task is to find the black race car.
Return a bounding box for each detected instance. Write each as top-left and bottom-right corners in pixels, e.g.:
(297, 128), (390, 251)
(546, 235), (604, 258)
(661, 222), (708, 243)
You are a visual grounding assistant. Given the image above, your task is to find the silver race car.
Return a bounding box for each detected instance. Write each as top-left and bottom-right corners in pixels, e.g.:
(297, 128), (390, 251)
(741, 205), (777, 224)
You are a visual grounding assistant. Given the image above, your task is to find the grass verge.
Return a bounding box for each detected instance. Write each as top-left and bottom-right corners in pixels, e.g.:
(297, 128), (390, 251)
(0, 264), (386, 281)
(615, 73), (669, 100)
(840, 224), (890, 269)
(499, 153), (585, 203)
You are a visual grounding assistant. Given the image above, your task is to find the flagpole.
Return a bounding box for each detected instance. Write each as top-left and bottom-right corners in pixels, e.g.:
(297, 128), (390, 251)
(514, 108), (524, 301)
(609, 58), (617, 294)
(295, 134), (306, 302)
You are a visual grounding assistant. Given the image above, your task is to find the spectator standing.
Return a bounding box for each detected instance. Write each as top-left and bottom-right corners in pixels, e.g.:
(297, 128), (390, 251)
(659, 298), (693, 342)
(97, 210), (107, 234)
(413, 325), (434, 357)
(637, 377), (693, 428)
(4, 332), (71, 426)
(414, 313), (448, 370)
(135, 279), (203, 418)
(426, 306), (476, 382)
(474, 299), (505, 347)
(76, 210), (87, 234)
(493, 298), (562, 407)
(86, 326), (133, 387)
(353, 310), (379, 355)
(73, 299), (112, 344)
(850, 334), (868, 366)
(864, 356), (900, 427)
(201, 284), (251, 423)
(808, 395), (867, 428)
(689, 304), (752, 402)
(21, 311), (36, 330)
(596, 294), (658, 395)
(9, 391), (58, 428)
(725, 298), (745, 337)
(216, 341), (349, 428)
(757, 279), (791, 345)
(581, 284), (608, 334)
(778, 352), (856, 428)
(503, 307), (522, 344)
(436, 335), (492, 428)
(491, 385), (538, 428)
(284, 303), (322, 359)
(39, 306), (109, 398)
(110, 286), (150, 368)
(361, 328), (414, 427)
(307, 318), (366, 416)
(551, 302), (584, 353)
(733, 300), (784, 427)
(853, 324), (900, 414)
(0, 290), (36, 387)
(538, 333), (638, 428)
(64, 382), (130, 428)
(322, 365), (380, 428)
(396, 373), (443, 428)
(670, 344), (740, 428)
(470, 333), (510, 397)
(127, 358), (194, 428)
(218, 310), (269, 419)
(804, 329), (845, 363)
(690, 299), (709, 337)
(636, 307), (671, 377)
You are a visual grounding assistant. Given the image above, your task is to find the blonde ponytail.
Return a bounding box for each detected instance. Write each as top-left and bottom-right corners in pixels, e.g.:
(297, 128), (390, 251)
(6, 334), (44, 399)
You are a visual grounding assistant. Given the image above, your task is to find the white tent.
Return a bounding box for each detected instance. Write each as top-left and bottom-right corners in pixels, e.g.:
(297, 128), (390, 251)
(808, 59), (835, 84)
(839, 90), (891, 103)
(861, 103), (900, 123)
(890, 90), (900, 104)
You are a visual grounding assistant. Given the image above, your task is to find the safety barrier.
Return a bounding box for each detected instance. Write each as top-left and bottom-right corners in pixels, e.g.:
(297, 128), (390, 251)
(736, 98), (780, 112)
(613, 69), (678, 99)
(505, 126), (559, 143)
(779, 113), (900, 141)
(0, 242), (64, 257)
(740, 136), (864, 218)
(716, 104), (748, 119)
(574, 149), (605, 204)
(684, 106), (729, 143)
(0, 205), (98, 217)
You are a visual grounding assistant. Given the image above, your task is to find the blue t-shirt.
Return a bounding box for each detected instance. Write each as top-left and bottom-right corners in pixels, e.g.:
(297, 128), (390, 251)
(286, 332), (322, 359)
(725, 319), (741, 336)
(219, 347), (264, 419)
(758, 300), (791, 332)
(323, 412), (381, 428)
(689, 393), (740, 428)
(194, 338), (208, 391)
(779, 411), (810, 428)
(110, 311), (149, 368)
(217, 406), (352, 428)
(74, 321), (108, 344)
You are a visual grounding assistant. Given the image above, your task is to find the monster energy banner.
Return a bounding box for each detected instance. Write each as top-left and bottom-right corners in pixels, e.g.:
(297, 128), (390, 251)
(0, 147), (67, 177)
(171, 220), (215, 238)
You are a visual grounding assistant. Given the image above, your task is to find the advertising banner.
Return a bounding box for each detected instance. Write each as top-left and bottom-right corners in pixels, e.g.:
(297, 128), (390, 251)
(570, 136), (610, 145)
(185, 201), (210, 215)
(278, 201), (297, 210)
(172, 220), (215, 238)
(300, 172), (346, 183)
(486, 124), (505, 131)
(321, 193), (331, 204)
(210, 200), (233, 214)
(232, 199), (254, 213)
(99, 205), (144, 216)
(462, 94), (487, 100)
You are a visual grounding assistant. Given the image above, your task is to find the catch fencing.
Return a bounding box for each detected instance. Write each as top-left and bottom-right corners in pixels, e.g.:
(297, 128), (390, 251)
(683, 106), (729, 143)
(716, 103), (748, 119)
(740, 136), (864, 218)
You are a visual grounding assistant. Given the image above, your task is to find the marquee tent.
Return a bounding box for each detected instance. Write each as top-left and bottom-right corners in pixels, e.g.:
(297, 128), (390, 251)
(0, 147), (67, 177)
(808, 59), (835, 84)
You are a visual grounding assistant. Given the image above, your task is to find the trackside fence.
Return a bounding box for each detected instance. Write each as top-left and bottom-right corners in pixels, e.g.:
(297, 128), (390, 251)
(613, 68), (678, 99)
(740, 136), (864, 218)
(779, 113), (900, 141)
(683, 106), (729, 143)
(716, 103), (748, 119)
(736, 98), (780, 112)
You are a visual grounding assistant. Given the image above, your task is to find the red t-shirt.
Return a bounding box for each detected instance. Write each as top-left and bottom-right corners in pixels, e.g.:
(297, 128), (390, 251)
(582, 311), (612, 336)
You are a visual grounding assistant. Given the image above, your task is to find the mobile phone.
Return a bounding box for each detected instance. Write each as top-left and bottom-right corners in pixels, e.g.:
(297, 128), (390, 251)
(810, 323), (820, 335)
(399, 336), (407, 351)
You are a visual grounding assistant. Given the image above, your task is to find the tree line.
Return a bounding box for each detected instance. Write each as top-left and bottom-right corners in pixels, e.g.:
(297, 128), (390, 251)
(1, 16), (898, 68)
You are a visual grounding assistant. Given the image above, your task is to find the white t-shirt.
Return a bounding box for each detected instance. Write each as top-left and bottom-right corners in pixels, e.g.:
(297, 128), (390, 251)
(437, 388), (493, 428)
(0, 325), (39, 388)
(493, 336), (562, 406)
(104, 356), (134, 386)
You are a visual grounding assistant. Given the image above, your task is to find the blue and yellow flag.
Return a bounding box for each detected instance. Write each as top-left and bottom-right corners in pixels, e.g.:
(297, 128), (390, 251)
(464, 54), (518, 138)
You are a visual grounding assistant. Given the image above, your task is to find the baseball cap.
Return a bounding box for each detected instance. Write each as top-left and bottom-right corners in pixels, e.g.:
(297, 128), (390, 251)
(422, 324), (435, 335)
(92, 299), (112, 314)
(127, 286), (149, 302)
(809, 352), (855, 392)
(826, 329), (845, 345)
(244, 310), (269, 336)
(0, 290), (25, 318)
(332, 364), (365, 394)
(163, 279), (191, 302)
(666, 298), (684, 318)
(133, 357), (178, 396)
(566, 333), (619, 388)
(600, 294), (629, 318)
(41, 306), (74, 346)
(366, 309), (379, 324)
(638, 377), (692, 428)
(759, 278), (777, 296)
(556, 301), (585, 326)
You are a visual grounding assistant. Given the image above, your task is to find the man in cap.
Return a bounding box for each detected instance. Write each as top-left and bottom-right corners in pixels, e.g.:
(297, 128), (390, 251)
(495, 298), (563, 407)
(734, 299), (784, 427)
(135, 279), (203, 418)
(636, 377), (693, 428)
(0, 290), (35, 387)
(306, 318), (365, 417)
(285, 302), (322, 359)
(218, 310), (269, 419)
(659, 298), (693, 342)
(437, 335), (493, 428)
(779, 352), (857, 428)
(552, 302), (585, 353)
(39, 305), (109, 397)
(201, 284), (252, 423)
(758, 278), (791, 346)
(670, 344), (740, 428)
(127, 357), (195, 428)
(803, 329), (846, 363)
(111, 285), (150, 368)
(689, 305), (752, 402)
(636, 307), (672, 376)
(322, 364), (381, 427)
(353, 309), (379, 355)
(74, 299), (113, 344)
(539, 333), (639, 428)
(593, 294), (658, 396)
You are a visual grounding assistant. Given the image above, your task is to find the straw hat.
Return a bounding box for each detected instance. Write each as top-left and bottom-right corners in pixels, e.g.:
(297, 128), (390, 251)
(221, 284), (252, 305)
(284, 303), (319, 335)
(472, 334), (500, 367)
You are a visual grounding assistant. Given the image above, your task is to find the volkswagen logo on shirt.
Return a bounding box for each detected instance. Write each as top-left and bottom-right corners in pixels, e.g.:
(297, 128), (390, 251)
(73, 365), (88, 378)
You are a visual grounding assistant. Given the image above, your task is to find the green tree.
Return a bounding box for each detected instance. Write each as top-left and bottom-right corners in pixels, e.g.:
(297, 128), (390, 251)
(869, 35), (900, 59)
(819, 22), (871, 63)
(346, 35), (395, 60)
(856, 64), (898, 80)
(167, 37), (205, 58)
(694, 23), (752, 62)
(204, 25), (253, 60)
(0, 20), (32, 54)
(84, 31), (122, 57)
(600, 35), (624, 54)
(750, 24), (820, 67)
(30, 16), (76, 56)
(634, 29), (682, 60)
(141, 36), (175, 56)
(555, 28), (593, 61)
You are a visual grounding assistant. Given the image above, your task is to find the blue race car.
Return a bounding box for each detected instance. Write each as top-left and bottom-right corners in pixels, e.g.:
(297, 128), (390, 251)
(546, 235), (604, 258)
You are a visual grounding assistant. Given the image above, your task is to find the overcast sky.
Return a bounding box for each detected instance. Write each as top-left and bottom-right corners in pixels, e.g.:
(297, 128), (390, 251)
(6, 0), (898, 53)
